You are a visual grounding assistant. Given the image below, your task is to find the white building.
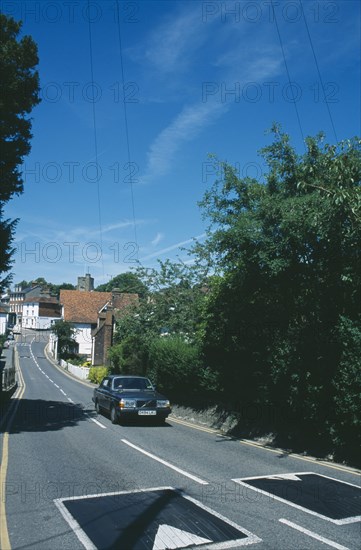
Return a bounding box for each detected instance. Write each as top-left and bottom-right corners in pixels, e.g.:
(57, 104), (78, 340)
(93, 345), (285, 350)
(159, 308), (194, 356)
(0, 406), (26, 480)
(22, 297), (62, 330)
(0, 305), (9, 335)
(59, 289), (112, 358)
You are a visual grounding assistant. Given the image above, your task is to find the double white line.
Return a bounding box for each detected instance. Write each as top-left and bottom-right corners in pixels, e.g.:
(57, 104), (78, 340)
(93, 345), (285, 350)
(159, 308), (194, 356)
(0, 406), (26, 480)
(0, 348), (25, 550)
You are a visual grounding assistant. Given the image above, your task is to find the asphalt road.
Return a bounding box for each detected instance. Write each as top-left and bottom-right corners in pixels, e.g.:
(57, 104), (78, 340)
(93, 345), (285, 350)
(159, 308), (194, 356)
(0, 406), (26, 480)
(1, 330), (360, 550)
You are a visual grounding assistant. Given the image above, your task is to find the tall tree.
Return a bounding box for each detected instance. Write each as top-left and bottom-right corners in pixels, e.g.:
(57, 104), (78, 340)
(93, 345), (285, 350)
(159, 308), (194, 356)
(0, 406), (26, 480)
(0, 14), (40, 290)
(197, 127), (361, 461)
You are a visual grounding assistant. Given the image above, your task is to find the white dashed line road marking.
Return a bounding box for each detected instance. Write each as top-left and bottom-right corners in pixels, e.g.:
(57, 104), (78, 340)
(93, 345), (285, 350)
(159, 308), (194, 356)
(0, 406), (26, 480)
(84, 414), (107, 429)
(279, 519), (350, 550)
(27, 341), (107, 431)
(121, 439), (208, 485)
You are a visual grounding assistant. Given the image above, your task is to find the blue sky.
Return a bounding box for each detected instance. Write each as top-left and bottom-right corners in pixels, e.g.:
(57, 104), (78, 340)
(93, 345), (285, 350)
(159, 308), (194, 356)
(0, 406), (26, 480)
(3, 0), (360, 287)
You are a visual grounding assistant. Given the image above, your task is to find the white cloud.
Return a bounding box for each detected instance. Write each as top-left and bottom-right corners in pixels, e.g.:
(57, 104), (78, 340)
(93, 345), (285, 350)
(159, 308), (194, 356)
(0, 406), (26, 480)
(144, 8), (208, 74)
(151, 232), (164, 246)
(140, 233), (206, 262)
(141, 101), (226, 184)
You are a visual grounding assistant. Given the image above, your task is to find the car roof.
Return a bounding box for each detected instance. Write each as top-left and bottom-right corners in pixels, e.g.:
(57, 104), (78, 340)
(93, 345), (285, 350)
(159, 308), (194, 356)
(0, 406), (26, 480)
(109, 375), (148, 379)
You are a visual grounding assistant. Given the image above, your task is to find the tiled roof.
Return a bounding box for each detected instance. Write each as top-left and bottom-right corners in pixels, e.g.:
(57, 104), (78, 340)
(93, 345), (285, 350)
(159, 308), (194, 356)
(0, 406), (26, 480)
(112, 292), (139, 309)
(60, 290), (111, 324)
(23, 296), (59, 304)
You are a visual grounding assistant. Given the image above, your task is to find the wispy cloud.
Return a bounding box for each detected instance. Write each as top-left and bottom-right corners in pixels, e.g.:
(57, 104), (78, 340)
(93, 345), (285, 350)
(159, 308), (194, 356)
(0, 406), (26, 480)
(151, 232), (164, 246)
(140, 233), (206, 262)
(14, 219), (147, 245)
(141, 101), (226, 184)
(144, 8), (209, 74)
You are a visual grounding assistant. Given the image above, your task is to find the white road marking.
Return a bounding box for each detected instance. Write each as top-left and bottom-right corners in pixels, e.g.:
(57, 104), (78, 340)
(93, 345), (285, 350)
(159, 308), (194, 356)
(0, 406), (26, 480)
(54, 487), (261, 549)
(121, 439), (208, 485)
(153, 524), (212, 549)
(67, 397), (74, 403)
(54, 499), (97, 550)
(279, 519), (350, 550)
(233, 472), (361, 525)
(84, 413), (107, 429)
(54, 384), (60, 388)
(60, 389), (66, 396)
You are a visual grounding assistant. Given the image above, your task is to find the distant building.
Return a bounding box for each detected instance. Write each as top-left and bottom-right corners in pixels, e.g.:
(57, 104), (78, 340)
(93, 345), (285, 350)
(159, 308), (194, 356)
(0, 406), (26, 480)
(77, 273), (94, 292)
(22, 296), (62, 330)
(91, 290), (139, 366)
(0, 304), (10, 335)
(59, 289), (112, 357)
(8, 284), (43, 324)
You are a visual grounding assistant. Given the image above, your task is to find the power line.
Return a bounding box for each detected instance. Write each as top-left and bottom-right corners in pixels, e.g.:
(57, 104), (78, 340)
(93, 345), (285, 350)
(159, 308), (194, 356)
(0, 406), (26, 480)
(299, 0), (338, 143)
(115, 0), (139, 260)
(87, 0), (104, 279)
(271, 0), (306, 148)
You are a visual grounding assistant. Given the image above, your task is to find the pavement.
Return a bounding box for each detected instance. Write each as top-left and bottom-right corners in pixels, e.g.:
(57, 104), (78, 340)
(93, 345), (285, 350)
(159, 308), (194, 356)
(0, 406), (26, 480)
(0, 344), (16, 404)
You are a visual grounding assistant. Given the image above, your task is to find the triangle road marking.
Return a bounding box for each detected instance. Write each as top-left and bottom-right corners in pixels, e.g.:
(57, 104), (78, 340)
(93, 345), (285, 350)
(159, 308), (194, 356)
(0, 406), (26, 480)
(153, 523), (213, 549)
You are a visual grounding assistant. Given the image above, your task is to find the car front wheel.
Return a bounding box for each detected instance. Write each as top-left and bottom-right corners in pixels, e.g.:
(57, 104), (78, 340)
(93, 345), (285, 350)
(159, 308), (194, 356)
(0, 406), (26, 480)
(95, 399), (101, 415)
(110, 406), (118, 424)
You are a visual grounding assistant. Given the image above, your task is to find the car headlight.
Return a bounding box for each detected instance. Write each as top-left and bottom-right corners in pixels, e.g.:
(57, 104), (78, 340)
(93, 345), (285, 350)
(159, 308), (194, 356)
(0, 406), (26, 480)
(119, 399), (136, 409)
(157, 400), (170, 408)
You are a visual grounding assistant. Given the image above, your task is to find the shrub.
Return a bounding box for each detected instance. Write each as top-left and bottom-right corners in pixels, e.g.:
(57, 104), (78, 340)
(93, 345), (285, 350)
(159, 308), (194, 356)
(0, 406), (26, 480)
(147, 335), (201, 393)
(331, 316), (361, 466)
(88, 366), (108, 384)
(108, 337), (147, 375)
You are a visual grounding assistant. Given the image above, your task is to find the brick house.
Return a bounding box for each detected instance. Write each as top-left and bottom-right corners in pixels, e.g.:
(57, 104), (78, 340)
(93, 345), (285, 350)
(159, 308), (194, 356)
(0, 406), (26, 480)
(91, 291), (139, 366)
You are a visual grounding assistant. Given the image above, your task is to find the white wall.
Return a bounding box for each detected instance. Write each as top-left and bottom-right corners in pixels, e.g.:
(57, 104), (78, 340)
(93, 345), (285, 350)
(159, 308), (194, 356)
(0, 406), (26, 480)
(73, 323), (93, 356)
(0, 313), (7, 335)
(60, 359), (90, 380)
(48, 324), (92, 359)
(22, 303), (60, 330)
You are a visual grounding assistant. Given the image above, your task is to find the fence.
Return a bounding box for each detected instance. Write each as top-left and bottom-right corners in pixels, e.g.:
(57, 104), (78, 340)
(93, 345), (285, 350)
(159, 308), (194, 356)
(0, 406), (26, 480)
(0, 347), (16, 393)
(60, 359), (90, 381)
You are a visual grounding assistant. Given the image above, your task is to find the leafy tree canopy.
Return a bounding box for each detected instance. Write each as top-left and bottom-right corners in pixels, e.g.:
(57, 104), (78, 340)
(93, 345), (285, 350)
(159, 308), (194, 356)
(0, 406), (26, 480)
(195, 126), (361, 461)
(96, 271), (147, 298)
(51, 320), (77, 359)
(13, 277), (75, 297)
(0, 14), (40, 291)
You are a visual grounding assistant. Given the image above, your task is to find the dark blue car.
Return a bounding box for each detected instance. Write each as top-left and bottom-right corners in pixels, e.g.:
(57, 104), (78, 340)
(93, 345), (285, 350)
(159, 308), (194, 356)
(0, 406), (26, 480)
(92, 375), (171, 424)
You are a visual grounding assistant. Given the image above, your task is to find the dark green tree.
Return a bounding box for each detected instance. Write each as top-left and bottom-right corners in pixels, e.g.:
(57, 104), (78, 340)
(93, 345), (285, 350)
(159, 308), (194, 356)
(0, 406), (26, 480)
(197, 128), (361, 461)
(0, 14), (40, 290)
(109, 261), (207, 379)
(96, 271), (147, 298)
(51, 320), (77, 360)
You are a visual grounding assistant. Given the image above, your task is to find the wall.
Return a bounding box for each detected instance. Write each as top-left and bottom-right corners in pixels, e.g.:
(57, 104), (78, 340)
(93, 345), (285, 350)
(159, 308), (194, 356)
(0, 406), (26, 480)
(0, 314), (7, 335)
(60, 359), (90, 380)
(73, 323), (93, 356)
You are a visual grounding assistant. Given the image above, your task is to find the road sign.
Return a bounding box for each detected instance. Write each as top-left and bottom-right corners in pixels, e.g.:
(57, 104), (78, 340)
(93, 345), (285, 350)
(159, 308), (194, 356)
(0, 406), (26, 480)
(233, 472), (361, 525)
(55, 486), (261, 549)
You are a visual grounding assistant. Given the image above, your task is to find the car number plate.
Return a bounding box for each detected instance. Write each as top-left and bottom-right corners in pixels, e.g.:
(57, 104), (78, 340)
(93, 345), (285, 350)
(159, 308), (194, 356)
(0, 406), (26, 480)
(138, 410), (156, 416)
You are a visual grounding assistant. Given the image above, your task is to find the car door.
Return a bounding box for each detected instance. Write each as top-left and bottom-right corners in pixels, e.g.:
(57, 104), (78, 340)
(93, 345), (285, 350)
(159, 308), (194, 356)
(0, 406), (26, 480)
(97, 377), (111, 410)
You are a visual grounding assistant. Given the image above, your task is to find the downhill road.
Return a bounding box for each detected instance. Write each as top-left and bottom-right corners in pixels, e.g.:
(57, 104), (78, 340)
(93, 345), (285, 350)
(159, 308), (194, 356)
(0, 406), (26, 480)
(1, 330), (360, 550)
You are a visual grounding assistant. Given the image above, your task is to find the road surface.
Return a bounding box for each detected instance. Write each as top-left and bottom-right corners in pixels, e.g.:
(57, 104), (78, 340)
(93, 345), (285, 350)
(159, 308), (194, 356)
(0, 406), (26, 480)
(1, 330), (360, 549)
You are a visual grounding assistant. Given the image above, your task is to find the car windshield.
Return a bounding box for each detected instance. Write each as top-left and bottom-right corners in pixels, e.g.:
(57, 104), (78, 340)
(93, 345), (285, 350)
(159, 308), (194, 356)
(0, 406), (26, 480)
(113, 377), (154, 391)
